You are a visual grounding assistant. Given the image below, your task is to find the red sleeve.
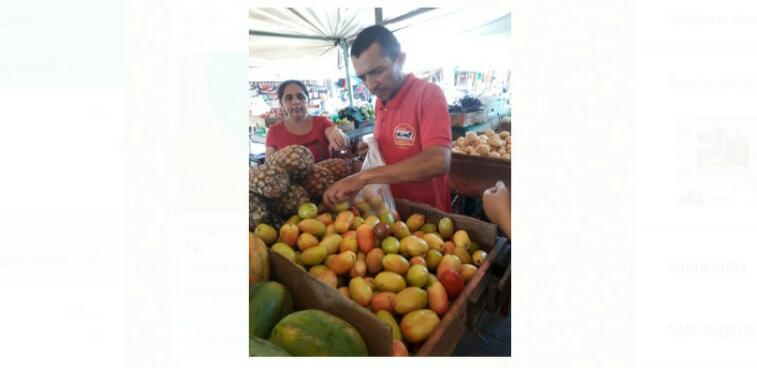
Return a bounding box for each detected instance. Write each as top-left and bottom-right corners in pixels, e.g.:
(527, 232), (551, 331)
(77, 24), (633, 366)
(315, 115), (335, 129)
(419, 83), (452, 150)
(265, 122), (282, 150)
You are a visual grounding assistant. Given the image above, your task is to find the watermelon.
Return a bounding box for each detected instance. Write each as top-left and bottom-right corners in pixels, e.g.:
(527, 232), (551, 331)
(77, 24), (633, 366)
(268, 309), (368, 356)
(250, 281), (293, 339)
(249, 337), (290, 356)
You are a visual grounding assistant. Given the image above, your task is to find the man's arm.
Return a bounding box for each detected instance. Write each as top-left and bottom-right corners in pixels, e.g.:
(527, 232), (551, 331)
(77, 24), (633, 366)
(323, 146), (450, 207)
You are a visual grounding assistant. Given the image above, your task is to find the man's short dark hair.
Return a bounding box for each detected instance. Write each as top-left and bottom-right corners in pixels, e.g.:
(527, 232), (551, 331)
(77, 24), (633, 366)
(350, 25), (401, 60)
(277, 80), (309, 101)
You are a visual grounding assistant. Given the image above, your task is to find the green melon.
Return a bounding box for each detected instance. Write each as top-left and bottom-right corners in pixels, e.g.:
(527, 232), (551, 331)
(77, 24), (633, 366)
(268, 309), (368, 356)
(249, 281), (293, 339)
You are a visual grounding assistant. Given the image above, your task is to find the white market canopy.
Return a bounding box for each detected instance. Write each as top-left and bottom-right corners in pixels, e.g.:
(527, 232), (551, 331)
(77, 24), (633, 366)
(249, 7), (511, 81)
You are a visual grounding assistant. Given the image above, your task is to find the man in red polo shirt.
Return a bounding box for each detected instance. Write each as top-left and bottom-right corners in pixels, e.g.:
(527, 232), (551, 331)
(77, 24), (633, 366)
(323, 25), (452, 211)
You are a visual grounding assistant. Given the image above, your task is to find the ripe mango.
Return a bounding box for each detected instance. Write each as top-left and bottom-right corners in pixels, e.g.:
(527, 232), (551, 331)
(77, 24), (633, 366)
(365, 248), (385, 274)
(422, 233), (445, 252)
(374, 271), (406, 293)
(453, 246), (472, 265)
(472, 250), (487, 267)
(401, 236), (429, 257)
(460, 264), (478, 282)
(392, 221), (411, 239)
(254, 224), (277, 245)
(324, 224), (336, 237)
(425, 249), (443, 271)
(339, 233), (358, 253)
(440, 270), (465, 299)
(452, 230), (471, 250)
(285, 214), (301, 225)
(362, 215), (379, 227)
(370, 291), (396, 313)
(349, 258), (366, 278)
(334, 211), (354, 234)
(298, 219), (326, 238)
(392, 339), (409, 356)
(278, 224), (299, 247)
(393, 287), (427, 315)
(296, 233), (319, 251)
(329, 251), (357, 275)
(381, 236), (400, 254)
(406, 264), (429, 288)
(324, 254), (336, 267)
(316, 213), (333, 226)
(320, 234), (342, 255)
(427, 282), (449, 316)
(400, 309), (440, 343)
(382, 254), (410, 275)
(420, 223), (437, 234)
(356, 224), (375, 254)
(350, 216), (364, 231)
(270, 242), (296, 263)
(443, 241), (456, 255)
(376, 310), (402, 341)
(406, 214), (425, 232)
(301, 244), (328, 266)
(297, 202), (318, 219)
(436, 254), (462, 278)
(409, 256), (426, 267)
(438, 217), (454, 239)
(349, 277), (373, 307)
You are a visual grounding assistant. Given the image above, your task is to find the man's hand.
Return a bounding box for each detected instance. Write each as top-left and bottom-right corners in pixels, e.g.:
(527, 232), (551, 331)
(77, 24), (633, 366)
(326, 127), (350, 152)
(323, 172), (367, 208)
(356, 141), (369, 158)
(482, 181), (511, 237)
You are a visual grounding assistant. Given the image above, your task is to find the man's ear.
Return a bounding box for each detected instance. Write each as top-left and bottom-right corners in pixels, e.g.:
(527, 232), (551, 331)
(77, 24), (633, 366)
(397, 51), (406, 67)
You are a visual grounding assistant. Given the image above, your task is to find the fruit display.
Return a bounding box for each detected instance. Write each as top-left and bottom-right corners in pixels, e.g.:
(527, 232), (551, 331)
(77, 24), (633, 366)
(249, 145), (355, 230)
(254, 200), (489, 353)
(268, 309), (369, 356)
(451, 129), (511, 161)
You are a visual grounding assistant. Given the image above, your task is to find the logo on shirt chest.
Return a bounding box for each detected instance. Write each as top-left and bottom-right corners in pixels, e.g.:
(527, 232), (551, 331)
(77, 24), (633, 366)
(393, 124), (416, 146)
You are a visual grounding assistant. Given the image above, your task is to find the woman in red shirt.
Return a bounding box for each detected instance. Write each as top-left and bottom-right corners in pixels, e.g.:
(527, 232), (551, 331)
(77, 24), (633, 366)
(265, 80), (349, 162)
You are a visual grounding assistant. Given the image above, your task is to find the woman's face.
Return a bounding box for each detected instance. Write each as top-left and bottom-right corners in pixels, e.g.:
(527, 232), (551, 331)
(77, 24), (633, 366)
(281, 84), (309, 121)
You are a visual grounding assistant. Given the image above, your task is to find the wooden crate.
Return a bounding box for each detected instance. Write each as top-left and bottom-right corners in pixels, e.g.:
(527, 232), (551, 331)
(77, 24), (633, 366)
(449, 152), (511, 198)
(265, 199), (504, 356)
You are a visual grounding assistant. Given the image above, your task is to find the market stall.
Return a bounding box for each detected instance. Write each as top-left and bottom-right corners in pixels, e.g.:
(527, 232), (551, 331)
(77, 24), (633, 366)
(249, 7), (511, 357)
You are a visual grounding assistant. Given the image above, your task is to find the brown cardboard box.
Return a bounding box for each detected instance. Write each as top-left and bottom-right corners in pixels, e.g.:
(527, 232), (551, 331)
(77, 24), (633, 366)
(267, 199), (503, 356)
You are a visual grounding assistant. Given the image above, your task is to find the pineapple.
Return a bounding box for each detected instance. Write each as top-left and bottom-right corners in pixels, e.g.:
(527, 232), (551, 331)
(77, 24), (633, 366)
(302, 165), (334, 197)
(271, 185), (310, 217)
(316, 158), (352, 181)
(268, 145), (314, 183)
(250, 164), (290, 199)
(249, 192), (270, 230)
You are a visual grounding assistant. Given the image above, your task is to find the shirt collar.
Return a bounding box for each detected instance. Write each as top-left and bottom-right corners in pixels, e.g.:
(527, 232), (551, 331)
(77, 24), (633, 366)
(377, 73), (416, 111)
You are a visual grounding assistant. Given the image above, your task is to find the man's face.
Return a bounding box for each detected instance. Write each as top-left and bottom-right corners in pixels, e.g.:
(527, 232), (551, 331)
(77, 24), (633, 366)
(351, 43), (405, 103)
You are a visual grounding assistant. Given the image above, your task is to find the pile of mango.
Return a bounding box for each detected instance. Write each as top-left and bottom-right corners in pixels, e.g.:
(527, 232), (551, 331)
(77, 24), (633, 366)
(253, 201), (487, 355)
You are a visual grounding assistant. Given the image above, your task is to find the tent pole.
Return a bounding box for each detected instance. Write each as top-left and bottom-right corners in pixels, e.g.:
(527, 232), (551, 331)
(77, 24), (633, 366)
(341, 41), (354, 106)
(375, 8), (383, 25)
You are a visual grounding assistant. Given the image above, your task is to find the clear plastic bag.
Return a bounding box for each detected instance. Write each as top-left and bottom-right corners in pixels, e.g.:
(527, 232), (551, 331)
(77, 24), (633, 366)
(352, 135), (397, 219)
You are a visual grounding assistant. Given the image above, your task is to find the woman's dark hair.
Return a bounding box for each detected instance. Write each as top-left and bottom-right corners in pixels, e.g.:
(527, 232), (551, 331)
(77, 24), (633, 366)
(277, 80), (309, 101)
(350, 25), (401, 60)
